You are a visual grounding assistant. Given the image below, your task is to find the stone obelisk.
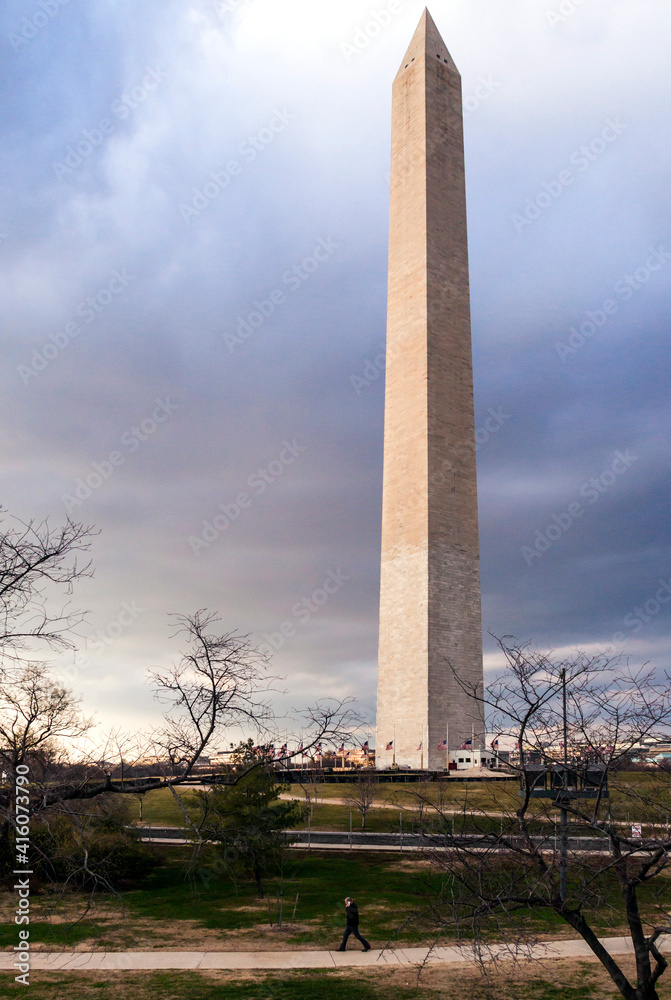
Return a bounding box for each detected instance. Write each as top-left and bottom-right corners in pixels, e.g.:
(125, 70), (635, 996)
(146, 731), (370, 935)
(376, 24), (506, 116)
(376, 9), (484, 771)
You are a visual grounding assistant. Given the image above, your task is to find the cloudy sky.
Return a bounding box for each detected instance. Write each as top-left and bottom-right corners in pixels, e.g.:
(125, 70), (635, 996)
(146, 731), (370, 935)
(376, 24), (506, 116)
(2, 0), (670, 743)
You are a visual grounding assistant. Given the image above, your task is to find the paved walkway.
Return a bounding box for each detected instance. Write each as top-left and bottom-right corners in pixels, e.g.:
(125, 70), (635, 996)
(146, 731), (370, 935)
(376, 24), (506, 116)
(0, 935), (661, 972)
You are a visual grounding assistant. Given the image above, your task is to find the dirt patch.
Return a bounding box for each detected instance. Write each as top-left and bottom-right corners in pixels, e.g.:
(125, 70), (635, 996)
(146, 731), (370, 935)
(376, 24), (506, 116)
(389, 857), (434, 872)
(19, 917), (330, 954)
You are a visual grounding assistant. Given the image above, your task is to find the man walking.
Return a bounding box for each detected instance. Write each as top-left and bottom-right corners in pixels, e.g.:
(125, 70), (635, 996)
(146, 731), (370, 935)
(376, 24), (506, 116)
(338, 896), (371, 951)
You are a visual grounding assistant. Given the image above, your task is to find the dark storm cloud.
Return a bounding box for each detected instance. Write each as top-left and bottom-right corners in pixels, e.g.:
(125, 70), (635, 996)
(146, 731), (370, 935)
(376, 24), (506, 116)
(1, 0), (670, 736)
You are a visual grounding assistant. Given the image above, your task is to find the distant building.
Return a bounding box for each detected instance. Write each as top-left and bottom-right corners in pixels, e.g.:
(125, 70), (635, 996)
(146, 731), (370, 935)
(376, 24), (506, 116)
(449, 748), (497, 771)
(132, 756), (172, 767)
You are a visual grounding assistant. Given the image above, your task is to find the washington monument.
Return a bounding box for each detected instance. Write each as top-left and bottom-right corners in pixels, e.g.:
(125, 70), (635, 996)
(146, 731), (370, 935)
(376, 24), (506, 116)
(376, 10), (484, 770)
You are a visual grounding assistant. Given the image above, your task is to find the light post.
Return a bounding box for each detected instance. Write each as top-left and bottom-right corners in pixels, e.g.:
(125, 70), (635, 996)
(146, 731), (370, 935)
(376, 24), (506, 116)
(520, 667), (609, 905)
(560, 667), (569, 902)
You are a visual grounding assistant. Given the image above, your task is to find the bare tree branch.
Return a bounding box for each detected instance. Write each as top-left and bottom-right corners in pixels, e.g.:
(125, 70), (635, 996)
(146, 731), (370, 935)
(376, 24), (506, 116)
(410, 637), (671, 1000)
(0, 509), (95, 670)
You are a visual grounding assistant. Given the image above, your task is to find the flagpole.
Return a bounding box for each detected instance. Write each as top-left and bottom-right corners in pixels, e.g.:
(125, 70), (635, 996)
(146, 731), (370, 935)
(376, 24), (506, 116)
(420, 725), (424, 771)
(446, 722), (449, 772)
(393, 724), (396, 767)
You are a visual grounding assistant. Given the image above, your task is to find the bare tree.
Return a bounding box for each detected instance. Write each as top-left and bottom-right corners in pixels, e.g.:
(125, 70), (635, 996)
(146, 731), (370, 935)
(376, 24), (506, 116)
(344, 775), (378, 828)
(0, 663), (92, 771)
(404, 780), (436, 834)
(0, 509), (94, 669)
(0, 509), (358, 900)
(146, 610), (275, 774)
(0, 598), (358, 911)
(6, 611), (357, 824)
(413, 638), (671, 1000)
(0, 662), (93, 867)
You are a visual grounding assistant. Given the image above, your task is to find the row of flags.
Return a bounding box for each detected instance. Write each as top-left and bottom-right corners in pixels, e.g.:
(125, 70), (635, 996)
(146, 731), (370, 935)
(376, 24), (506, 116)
(253, 741), (371, 758)
(383, 738), (478, 752)
(253, 743), (289, 758)
(252, 737), (513, 757)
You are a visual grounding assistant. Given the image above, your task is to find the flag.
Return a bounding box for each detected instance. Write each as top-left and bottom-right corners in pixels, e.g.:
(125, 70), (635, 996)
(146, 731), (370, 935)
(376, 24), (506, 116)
(298, 744), (304, 754)
(337, 743), (345, 754)
(437, 739), (448, 751)
(345, 750), (351, 758)
(417, 742), (423, 751)
(361, 741), (369, 753)
(459, 739), (472, 750)
(490, 738), (499, 750)
(385, 741), (394, 751)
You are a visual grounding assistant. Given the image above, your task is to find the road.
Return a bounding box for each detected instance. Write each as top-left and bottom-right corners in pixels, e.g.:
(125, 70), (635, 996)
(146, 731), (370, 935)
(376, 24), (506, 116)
(133, 825), (617, 853)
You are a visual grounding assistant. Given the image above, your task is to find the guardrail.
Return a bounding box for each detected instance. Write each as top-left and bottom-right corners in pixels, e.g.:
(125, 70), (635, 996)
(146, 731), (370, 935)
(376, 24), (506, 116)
(131, 826), (614, 853)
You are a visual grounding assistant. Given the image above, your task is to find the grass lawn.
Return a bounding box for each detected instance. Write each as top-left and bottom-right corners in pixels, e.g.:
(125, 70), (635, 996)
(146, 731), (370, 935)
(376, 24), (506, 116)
(128, 784), (559, 836)
(0, 850), (443, 953)
(3, 958), (671, 999)
(131, 775), (671, 839)
(130, 787), (201, 827)
(3, 845), (670, 955)
(119, 848), (441, 950)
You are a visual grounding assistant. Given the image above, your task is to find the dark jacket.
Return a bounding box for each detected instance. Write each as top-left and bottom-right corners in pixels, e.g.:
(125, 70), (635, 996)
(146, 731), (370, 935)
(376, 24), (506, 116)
(345, 903), (359, 927)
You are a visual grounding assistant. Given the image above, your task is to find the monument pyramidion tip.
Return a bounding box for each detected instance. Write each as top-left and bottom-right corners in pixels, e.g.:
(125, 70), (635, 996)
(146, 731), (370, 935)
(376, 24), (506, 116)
(396, 8), (459, 78)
